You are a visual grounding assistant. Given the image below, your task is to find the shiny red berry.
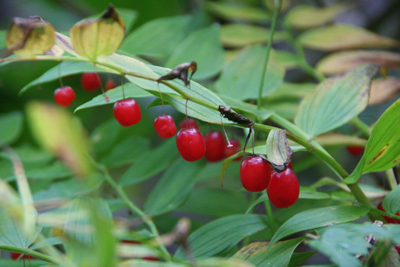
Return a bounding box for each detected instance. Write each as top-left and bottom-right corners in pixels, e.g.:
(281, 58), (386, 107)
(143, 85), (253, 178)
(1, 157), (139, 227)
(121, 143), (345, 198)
(395, 245), (400, 256)
(378, 202), (400, 224)
(154, 115), (177, 138)
(176, 128), (206, 162)
(179, 118), (199, 130)
(224, 139), (242, 161)
(54, 86), (75, 107)
(204, 131), (225, 162)
(113, 99), (141, 127)
(81, 72), (101, 91)
(240, 156), (271, 192)
(346, 146), (364, 156)
(267, 168), (299, 208)
(105, 79), (116, 91)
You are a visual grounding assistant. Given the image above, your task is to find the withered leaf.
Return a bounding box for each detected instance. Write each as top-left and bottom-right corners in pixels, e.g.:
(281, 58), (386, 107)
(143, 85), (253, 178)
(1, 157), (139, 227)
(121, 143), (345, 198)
(369, 77), (400, 106)
(265, 129), (293, 172)
(157, 61), (197, 87)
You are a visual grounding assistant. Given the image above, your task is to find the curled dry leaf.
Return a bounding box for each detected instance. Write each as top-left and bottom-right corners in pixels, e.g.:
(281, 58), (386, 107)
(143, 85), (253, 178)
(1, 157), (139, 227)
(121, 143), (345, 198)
(316, 50), (400, 75)
(70, 4), (125, 61)
(285, 4), (351, 29)
(298, 24), (399, 51)
(369, 77), (400, 105)
(157, 61), (197, 87)
(265, 129), (293, 172)
(5, 16), (55, 57)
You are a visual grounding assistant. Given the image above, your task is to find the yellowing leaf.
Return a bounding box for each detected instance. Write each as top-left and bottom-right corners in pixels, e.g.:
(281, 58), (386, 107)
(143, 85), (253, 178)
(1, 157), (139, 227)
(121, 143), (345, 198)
(26, 101), (93, 177)
(6, 16), (55, 57)
(316, 50), (400, 75)
(285, 4), (351, 29)
(205, 1), (270, 23)
(369, 77), (400, 105)
(70, 4), (125, 61)
(298, 24), (398, 51)
(220, 24), (286, 47)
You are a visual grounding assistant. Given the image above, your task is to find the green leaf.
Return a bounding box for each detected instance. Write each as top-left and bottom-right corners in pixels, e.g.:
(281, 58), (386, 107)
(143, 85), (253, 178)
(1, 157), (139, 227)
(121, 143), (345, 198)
(383, 185), (400, 214)
(220, 151), (245, 187)
(266, 129), (293, 172)
(295, 64), (378, 137)
(0, 259), (47, 267)
(275, 51), (300, 69)
(0, 112), (23, 146)
(144, 158), (204, 215)
(100, 137), (150, 168)
(179, 188), (249, 217)
(299, 186), (331, 200)
(216, 45), (284, 101)
(175, 214), (270, 259)
(205, 1), (270, 23)
(0, 30), (6, 48)
(118, 138), (178, 186)
(245, 194), (269, 217)
(267, 205), (370, 252)
(243, 237), (306, 267)
(0, 145), (53, 168)
(120, 15), (192, 60)
(6, 161), (72, 182)
(91, 119), (121, 154)
(344, 98), (400, 184)
(220, 24), (286, 47)
(298, 24), (399, 51)
(0, 206), (41, 248)
(285, 4), (351, 29)
(75, 83), (153, 112)
(288, 252), (318, 267)
(165, 25), (225, 80)
(267, 82), (315, 100)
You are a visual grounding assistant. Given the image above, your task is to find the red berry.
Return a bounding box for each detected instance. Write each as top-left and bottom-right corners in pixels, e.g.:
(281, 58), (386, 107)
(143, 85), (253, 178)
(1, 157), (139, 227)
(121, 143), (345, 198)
(240, 156), (271, 192)
(121, 240), (140, 244)
(113, 99), (141, 127)
(11, 252), (33, 260)
(105, 79), (116, 91)
(267, 168), (299, 208)
(81, 72), (101, 91)
(54, 86), (75, 107)
(395, 245), (400, 256)
(154, 115), (177, 138)
(176, 128), (206, 162)
(142, 256), (158, 261)
(346, 146), (364, 156)
(179, 118), (199, 130)
(204, 131), (225, 162)
(224, 139), (242, 161)
(378, 202), (400, 224)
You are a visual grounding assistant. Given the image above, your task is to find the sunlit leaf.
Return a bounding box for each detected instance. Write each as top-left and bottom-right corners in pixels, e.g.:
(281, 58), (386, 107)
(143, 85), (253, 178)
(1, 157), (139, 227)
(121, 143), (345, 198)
(285, 4), (351, 29)
(205, 1), (270, 23)
(295, 64), (378, 137)
(298, 24), (399, 51)
(165, 25), (225, 80)
(216, 45), (284, 100)
(6, 16), (55, 57)
(316, 50), (400, 75)
(344, 98), (400, 183)
(220, 24), (286, 47)
(70, 5), (125, 61)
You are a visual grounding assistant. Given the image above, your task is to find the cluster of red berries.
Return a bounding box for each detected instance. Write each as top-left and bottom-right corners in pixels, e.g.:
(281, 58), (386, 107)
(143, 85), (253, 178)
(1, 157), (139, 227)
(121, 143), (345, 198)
(241, 157), (299, 208)
(54, 72), (116, 107)
(377, 202), (400, 255)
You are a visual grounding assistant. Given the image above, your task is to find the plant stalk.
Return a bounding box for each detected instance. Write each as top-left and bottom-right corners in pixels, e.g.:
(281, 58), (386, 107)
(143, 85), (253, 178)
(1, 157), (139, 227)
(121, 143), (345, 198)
(350, 117), (372, 136)
(0, 245), (61, 264)
(257, 0), (282, 110)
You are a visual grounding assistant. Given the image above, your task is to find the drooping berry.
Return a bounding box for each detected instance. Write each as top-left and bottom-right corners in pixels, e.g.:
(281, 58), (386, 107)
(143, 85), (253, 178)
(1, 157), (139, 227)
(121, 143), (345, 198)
(224, 139), (242, 161)
(346, 146), (364, 156)
(105, 79), (116, 91)
(179, 118), (199, 130)
(176, 128), (206, 162)
(240, 156), (271, 192)
(378, 202), (400, 224)
(54, 86), (75, 107)
(267, 168), (299, 208)
(81, 72), (101, 91)
(204, 131), (225, 162)
(154, 115), (177, 138)
(113, 99), (141, 127)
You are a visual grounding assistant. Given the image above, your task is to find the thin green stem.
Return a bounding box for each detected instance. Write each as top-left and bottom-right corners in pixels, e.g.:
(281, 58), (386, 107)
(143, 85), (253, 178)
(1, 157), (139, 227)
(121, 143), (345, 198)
(0, 245), (61, 264)
(386, 169), (398, 190)
(99, 165), (171, 261)
(350, 117), (372, 137)
(263, 192), (277, 234)
(257, 0), (282, 110)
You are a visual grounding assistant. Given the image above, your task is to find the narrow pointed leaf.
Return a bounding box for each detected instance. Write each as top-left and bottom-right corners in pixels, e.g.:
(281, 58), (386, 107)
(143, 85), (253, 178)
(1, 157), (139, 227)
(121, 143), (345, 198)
(295, 64), (378, 137)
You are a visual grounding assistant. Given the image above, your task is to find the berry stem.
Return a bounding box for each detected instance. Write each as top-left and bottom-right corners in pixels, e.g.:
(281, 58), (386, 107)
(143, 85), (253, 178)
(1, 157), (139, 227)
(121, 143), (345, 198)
(98, 164), (171, 261)
(257, 0), (282, 110)
(263, 192), (277, 234)
(0, 245), (61, 264)
(350, 117), (372, 136)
